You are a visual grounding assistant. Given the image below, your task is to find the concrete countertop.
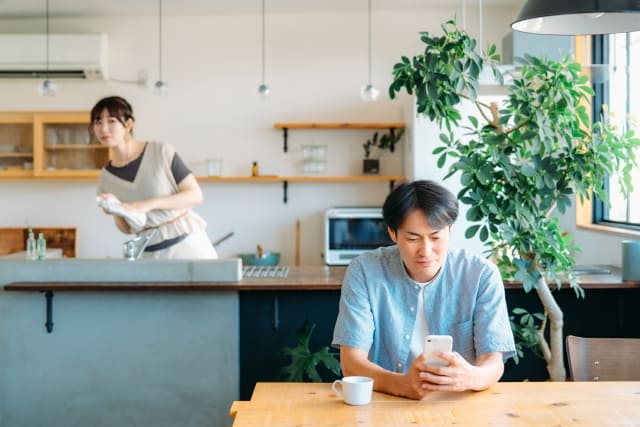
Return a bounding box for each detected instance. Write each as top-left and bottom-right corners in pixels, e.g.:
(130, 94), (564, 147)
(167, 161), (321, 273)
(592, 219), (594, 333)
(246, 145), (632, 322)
(0, 258), (242, 286)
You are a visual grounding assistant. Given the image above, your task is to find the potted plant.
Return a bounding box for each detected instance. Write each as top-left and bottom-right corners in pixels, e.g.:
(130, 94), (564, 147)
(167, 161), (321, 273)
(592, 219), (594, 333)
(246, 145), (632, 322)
(362, 128), (405, 174)
(389, 20), (639, 380)
(280, 320), (341, 382)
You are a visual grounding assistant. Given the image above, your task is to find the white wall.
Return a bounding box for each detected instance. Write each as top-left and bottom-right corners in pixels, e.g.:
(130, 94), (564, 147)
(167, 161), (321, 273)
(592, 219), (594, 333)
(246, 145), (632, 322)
(0, 6), (521, 263)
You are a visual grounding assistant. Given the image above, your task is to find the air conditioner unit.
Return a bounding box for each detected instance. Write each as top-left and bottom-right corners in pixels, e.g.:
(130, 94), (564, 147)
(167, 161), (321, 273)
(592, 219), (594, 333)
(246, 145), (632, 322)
(0, 33), (108, 80)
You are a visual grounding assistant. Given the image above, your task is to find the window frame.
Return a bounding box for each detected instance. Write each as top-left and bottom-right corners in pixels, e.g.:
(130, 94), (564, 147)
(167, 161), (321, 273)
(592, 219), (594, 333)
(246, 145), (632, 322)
(584, 34), (640, 234)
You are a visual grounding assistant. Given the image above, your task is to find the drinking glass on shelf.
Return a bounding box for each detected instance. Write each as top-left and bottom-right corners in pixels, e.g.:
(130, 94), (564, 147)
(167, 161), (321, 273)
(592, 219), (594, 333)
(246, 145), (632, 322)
(302, 144), (327, 175)
(46, 127), (58, 145)
(58, 128), (71, 145)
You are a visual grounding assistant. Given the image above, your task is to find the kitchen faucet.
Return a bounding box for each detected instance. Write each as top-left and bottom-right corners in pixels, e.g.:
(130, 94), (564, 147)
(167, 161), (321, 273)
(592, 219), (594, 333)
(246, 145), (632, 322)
(123, 229), (158, 260)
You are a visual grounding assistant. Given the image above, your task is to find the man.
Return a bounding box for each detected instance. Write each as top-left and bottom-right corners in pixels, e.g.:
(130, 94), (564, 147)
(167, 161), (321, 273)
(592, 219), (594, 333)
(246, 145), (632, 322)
(332, 180), (515, 399)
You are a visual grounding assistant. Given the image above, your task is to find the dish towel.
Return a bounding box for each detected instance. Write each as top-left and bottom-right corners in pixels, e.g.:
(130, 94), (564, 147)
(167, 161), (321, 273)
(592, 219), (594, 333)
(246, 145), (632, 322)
(96, 195), (147, 231)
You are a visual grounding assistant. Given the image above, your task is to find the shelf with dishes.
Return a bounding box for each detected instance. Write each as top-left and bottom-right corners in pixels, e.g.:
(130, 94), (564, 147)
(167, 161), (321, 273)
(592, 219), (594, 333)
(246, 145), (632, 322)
(196, 175), (405, 203)
(0, 111), (110, 178)
(273, 122), (406, 152)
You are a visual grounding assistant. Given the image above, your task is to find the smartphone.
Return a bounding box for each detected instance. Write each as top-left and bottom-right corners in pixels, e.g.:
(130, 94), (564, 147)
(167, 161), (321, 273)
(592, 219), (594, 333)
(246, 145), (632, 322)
(423, 335), (453, 366)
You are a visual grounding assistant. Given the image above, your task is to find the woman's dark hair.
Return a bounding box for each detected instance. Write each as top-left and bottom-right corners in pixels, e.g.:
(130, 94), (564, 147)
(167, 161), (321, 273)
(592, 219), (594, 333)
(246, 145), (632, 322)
(90, 96), (135, 127)
(383, 180), (459, 232)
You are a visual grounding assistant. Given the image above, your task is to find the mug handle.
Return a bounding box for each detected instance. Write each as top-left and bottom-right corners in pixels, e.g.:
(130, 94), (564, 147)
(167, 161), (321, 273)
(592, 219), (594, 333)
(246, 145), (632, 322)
(331, 379), (343, 398)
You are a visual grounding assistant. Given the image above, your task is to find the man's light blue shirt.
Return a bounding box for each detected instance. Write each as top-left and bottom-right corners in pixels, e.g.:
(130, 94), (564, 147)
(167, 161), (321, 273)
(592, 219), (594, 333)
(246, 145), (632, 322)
(332, 246), (516, 373)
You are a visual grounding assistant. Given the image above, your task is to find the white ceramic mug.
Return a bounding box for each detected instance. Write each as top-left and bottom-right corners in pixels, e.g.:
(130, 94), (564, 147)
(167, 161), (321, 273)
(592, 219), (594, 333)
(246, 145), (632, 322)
(332, 376), (373, 406)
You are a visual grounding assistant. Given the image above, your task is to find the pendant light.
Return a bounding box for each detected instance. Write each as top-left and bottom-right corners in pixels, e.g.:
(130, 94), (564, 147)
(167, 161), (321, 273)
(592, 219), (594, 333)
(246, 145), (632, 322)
(257, 0), (271, 98)
(38, 0), (57, 96)
(360, 0), (379, 101)
(512, 0), (640, 35)
(153, 0), (168, 96)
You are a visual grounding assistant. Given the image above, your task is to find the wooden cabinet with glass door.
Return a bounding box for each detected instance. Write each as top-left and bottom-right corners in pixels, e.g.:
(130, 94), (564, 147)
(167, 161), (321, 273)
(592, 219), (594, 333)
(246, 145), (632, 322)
(0, 111), (110, 179)
(35, 112), (110, 178)
(0, 113), (35, 177)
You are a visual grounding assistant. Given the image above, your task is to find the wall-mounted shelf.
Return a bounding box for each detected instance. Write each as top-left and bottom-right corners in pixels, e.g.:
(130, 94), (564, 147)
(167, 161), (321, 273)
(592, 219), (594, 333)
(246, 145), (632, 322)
(196, 175), (405, 203)
(273, 122), (406, 152)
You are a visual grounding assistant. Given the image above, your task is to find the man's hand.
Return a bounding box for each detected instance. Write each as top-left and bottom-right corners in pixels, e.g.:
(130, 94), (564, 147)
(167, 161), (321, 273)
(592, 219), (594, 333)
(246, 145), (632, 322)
(419, 351), (504, 392)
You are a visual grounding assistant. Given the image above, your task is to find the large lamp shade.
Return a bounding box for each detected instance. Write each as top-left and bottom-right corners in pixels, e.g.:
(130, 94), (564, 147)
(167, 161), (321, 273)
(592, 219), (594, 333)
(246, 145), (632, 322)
(512, 0), (640, 35)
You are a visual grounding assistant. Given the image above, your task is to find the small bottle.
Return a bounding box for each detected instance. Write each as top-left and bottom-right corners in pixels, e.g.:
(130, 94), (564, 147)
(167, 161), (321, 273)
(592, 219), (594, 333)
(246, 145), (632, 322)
(251, 161), (259, 177)
(36, 232), (47, 260)
(26, 227), (37, 260)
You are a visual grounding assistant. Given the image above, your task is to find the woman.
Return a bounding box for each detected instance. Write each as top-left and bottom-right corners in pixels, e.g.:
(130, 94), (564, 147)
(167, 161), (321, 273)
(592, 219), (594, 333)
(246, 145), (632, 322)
(93, 95), (217, 259)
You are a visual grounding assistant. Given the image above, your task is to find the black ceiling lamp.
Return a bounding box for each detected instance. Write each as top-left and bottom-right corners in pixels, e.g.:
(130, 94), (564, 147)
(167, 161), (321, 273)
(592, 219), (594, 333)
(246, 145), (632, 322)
(512, 0), (640, 35)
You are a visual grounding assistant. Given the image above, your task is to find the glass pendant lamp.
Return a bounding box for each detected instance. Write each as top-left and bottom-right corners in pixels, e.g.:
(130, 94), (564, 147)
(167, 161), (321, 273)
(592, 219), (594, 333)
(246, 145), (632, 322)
(360, 0), (379, 101)
(38, 0), (57, 96)
(153, 0), (168, 96)
(257, 0), (271, 98)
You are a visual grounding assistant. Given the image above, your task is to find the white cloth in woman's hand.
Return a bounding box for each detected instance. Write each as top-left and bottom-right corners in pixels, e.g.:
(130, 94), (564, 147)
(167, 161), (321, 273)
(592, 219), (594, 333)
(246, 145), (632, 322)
(96, 195), (147, 231)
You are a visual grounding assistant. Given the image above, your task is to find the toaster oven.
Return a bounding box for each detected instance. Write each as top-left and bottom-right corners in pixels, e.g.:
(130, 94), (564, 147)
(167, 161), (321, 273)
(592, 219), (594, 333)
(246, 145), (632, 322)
(324, 207), (394, 266)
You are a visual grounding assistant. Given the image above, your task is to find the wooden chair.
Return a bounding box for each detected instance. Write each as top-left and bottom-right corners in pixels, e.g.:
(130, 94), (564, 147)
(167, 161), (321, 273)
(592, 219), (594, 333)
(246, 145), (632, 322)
(566, 335), (640, 381)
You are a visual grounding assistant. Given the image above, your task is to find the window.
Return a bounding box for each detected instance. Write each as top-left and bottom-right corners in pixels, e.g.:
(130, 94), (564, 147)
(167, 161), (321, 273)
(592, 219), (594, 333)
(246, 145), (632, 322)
(592, 33), (640, 232)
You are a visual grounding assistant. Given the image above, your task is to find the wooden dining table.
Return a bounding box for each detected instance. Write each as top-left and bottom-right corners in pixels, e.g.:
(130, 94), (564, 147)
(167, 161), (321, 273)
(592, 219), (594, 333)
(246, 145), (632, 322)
(230, 381), (640, 426)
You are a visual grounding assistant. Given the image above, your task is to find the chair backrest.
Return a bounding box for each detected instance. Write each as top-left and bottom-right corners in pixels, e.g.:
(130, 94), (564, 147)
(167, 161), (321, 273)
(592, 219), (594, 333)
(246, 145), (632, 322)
(566, 335), (640, 381)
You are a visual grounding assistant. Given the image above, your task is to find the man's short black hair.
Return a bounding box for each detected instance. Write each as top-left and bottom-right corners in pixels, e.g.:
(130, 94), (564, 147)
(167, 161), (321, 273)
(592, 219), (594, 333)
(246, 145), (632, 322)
(383, 180), (459, 232)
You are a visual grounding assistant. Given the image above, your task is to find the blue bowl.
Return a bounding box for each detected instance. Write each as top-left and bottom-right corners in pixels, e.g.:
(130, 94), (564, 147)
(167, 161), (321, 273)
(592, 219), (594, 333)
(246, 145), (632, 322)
(238, 252), (280, 266)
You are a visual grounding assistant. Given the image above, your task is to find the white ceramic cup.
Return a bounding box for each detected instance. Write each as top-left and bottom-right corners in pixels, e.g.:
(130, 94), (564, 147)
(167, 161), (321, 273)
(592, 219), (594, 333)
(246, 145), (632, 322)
(332, 376), (373, 406)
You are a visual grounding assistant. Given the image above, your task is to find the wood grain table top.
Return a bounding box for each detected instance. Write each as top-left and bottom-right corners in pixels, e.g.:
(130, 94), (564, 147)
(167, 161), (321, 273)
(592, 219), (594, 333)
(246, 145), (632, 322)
(230, 381), (640, 426)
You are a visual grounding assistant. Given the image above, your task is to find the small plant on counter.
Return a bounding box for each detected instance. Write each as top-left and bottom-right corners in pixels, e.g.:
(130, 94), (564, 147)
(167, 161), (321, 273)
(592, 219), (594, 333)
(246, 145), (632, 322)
(362, 128), (405, 174)
(279, 320), (341, 382)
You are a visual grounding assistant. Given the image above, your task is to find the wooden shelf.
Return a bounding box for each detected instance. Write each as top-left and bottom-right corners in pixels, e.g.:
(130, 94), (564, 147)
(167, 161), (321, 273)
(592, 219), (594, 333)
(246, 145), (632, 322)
(197, 175), (404, 182)
(197, 175), (405, 203)
(0, 152), (33, 158)
(273, 122), (406, 152)
(274, 122), (405, 130)
(44, 144), (108, 150)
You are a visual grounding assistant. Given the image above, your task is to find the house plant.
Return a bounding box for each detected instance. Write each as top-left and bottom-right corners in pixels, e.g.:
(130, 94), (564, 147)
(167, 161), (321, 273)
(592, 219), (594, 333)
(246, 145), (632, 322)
(389, 20), (640, 380)
(362, 128), (405, 174)
(280, 320), (341, 382)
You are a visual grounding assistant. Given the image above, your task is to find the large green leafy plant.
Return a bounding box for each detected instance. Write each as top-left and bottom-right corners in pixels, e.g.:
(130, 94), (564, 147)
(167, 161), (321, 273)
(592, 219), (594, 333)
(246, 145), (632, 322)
(280, 321), (341, 382)
(390, 20), (639, 380)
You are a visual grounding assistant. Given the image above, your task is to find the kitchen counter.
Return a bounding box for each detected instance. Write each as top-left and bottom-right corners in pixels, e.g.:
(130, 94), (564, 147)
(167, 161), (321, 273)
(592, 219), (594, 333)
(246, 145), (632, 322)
(0, 257), (242, 286)
(3, 265), (639, 291)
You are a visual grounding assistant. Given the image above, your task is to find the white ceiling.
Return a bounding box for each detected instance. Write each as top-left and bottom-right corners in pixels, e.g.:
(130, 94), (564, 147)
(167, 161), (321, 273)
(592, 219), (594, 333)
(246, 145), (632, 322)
(0, 0), (522, 18)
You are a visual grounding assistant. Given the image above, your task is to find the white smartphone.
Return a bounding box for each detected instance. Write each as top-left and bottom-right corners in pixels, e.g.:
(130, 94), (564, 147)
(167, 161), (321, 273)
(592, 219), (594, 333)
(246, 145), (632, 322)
(423, 335), (453, 366)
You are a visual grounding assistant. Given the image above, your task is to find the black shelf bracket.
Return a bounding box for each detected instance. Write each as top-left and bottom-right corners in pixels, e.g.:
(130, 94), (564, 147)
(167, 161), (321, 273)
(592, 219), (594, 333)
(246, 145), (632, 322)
(271, 293), (280, 331)
(389, 127), (396, 153)
(42, 290), (54, 333)
(389, 180), (398, 192)
(282, 180), (289, 204)
(282, 128), (289, 153)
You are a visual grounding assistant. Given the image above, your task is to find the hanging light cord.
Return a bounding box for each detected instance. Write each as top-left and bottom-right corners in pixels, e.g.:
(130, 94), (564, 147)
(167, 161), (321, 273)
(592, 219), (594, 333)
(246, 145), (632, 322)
(367, 0), (372, 84)
(45, 0), (50, 78)
(261, 0), (266, 85)
(478, 0), (483, 51)
(158, 0), (163, 81)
